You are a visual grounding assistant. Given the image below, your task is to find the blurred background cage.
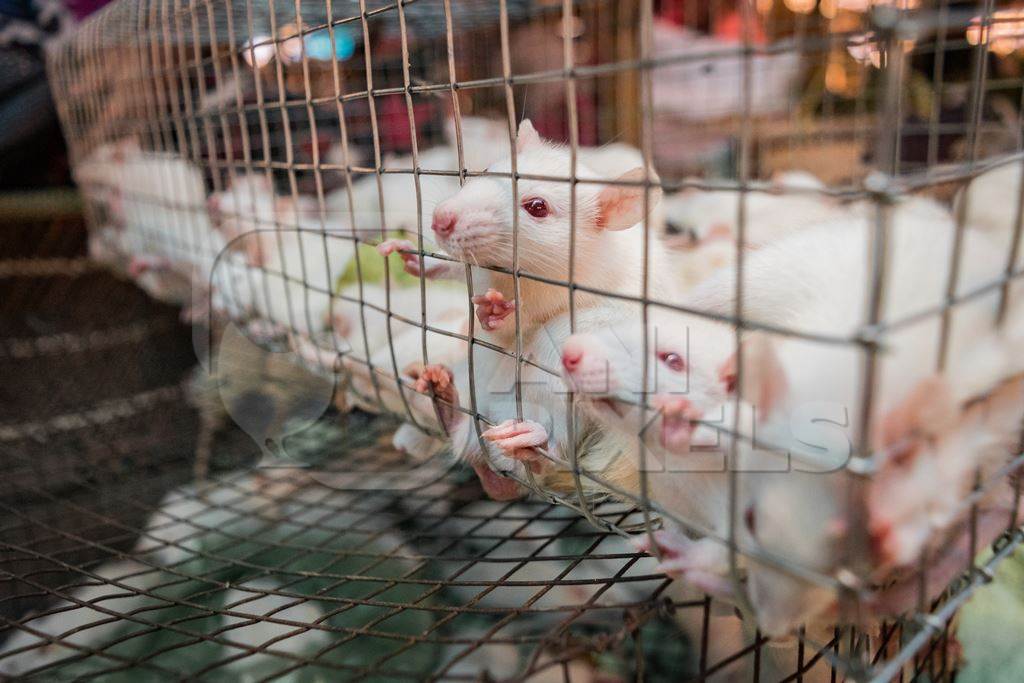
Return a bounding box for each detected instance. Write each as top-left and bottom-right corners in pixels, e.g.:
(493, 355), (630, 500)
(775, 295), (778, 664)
(0, 0), (1022, 680)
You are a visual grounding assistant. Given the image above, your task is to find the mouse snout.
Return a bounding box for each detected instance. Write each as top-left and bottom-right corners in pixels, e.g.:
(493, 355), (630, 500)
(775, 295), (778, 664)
(703, 222), (734, 244)
(431, 206), (457, 238)
(561, 338), (585, 373)
(561, 334), (618, 394)
(207, 194), (221, 218)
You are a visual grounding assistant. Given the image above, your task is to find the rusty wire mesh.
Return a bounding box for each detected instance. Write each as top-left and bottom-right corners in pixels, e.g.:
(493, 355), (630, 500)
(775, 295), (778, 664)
(5, 0), (1023, 679)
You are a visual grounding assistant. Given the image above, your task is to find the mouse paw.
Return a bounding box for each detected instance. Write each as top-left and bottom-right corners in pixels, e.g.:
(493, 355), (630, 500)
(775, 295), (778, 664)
(181, 300), (211, 325)
(633, 530), (734, 598)
(482, 419), (549, 473)
(393, 422), (444, 461)
(247, 319), (288, 341)
(471, 288), (516, 331)
(405, 363), (460, 430)
(288, 332), (343, 373)
(377, 239), (447, 278)
(243, 234), (273, 267)
(128, 254), (172, 278)
(472, 463), (526, 501)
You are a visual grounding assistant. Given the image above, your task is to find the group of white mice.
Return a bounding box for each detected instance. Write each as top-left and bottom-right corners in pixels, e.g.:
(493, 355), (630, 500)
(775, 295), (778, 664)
(77, 115), (1024, 638)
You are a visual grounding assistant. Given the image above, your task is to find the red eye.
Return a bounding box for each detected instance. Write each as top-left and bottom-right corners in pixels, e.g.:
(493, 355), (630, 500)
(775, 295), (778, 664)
(658, 351), (685, 373)
(744, 504), (757, 537)
(522, 197), (549, 218)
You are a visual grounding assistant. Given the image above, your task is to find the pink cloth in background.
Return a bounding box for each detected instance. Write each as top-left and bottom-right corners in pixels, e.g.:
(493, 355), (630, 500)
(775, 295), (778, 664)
(63, 0), (112, 21)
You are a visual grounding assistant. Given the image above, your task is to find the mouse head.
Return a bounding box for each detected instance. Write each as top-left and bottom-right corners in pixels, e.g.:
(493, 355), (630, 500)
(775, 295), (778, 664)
(741, 467), (857, 637)
(208, 173), (276, 242)
(560, 308), (749, 450)
(561, 307), (793, 454)
(430, 119), (662, 280)
(660, 170), (827, 251)
(866, 375), (963, 570)
(660, 189), (737, 250)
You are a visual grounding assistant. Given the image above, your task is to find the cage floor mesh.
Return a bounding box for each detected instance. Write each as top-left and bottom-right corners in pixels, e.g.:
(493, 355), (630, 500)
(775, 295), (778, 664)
(0, 219), (969, 682)
(17, 0), (1024, 676)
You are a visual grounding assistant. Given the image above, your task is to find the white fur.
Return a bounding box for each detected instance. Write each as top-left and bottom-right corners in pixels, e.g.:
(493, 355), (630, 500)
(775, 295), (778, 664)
(340, 283), (469, 419)
(955, 162), (1024, 256)
(207, 174), (357, 335)
(658, 172), (852, 290)
(566, 194), (1024, 636)
(78, 143), (224, 304)
(323, 116), (512, 235)
(709, 197), (1024, 636)
(455, 303), (638, 495)
(428, 123), (687, 350)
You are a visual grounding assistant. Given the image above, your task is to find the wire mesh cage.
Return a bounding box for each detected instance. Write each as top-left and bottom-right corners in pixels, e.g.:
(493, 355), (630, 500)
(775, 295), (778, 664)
(4, 0), (1024, 679)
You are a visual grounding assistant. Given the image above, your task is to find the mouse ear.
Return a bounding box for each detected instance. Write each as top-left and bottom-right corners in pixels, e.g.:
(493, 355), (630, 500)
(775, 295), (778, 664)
(717, 333), (787, 419)
(595, 167), (663, 231)
(112, 137), (141, 162)
(770, 169), (825, 192)
(516, 119), (542, 153)
(873, 375), (957, 457)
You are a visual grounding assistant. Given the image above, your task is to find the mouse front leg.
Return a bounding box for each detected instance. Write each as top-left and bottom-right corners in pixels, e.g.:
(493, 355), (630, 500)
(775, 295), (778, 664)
(481, 419), (549, 473)
(405, 363), (526, 501)
(392, 422), (444, 460)
(377, 239), (453, 279)
(471, 288), (516, 331)
(405, 362), (461, 432)
(633, 529), (735, 598)
(181, 291), (211, 325)
(288, 332), (343, 373)
(128, 254), (173, 278)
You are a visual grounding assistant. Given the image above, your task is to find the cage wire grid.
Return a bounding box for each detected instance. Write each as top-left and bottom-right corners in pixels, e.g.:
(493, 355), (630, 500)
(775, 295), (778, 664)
(0, 0), (1021, 679)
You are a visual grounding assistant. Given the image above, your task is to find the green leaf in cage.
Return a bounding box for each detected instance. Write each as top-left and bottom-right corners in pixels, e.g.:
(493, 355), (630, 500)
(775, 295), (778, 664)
(335, 243), (421, 290)
(957, 547), (1024, 682)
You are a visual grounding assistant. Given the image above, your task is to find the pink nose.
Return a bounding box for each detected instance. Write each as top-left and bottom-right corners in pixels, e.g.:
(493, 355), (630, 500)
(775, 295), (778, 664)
(561, 341), (584, 373)
(653, 395), (702, 420)
(207, 195), (221, 216)
(432, 209), (457, 238)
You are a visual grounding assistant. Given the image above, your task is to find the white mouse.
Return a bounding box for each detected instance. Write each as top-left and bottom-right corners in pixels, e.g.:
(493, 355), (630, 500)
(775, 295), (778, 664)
(207, 174), (356, 336)
(409, 302), (643, 503)
(660, 170), (836, 249)
(78, 142), (223, 313)
(954, 161), (1024, 257)
(714, 199), (1022, 636)
(379, 119), (685, 351)
(658, 171), (853, 289)
(560, 303), (749, 600)
(564, 194), (1024, 636)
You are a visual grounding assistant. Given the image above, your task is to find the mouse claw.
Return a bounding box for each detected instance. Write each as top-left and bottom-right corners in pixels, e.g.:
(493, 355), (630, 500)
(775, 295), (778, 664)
(405, 363), (460, 430)
(471, 288), (516, 331)
(482, 419), (548, 473)
(128, 254), (171, 278)
(289, 332), (343, 373)
(633, 529), (734, 597)
(472, 463), (526, 501)
(246, 319), (288, 341)
(378, 238), (447, 278)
